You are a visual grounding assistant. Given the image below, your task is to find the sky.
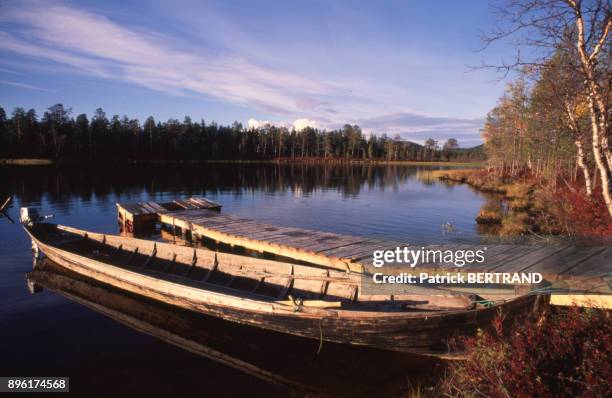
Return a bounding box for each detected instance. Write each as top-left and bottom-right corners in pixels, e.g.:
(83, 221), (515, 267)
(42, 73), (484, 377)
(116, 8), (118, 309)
(0, 0), (515, 147)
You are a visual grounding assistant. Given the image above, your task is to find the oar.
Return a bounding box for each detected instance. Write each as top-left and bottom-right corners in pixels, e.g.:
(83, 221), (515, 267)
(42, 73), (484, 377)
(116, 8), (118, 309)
(0, 196), (14, 224)
(0, 196), (11, 212)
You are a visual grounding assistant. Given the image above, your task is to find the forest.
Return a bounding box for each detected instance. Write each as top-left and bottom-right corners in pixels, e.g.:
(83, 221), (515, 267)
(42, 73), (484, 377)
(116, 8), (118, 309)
(0, 106), (483, 163)
(480, 0), (611, 219)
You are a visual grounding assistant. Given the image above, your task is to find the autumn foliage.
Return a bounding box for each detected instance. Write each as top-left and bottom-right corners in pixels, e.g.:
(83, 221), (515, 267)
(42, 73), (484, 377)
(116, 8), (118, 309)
(555, 185), (612, 237)
(442, 305), (611, 398)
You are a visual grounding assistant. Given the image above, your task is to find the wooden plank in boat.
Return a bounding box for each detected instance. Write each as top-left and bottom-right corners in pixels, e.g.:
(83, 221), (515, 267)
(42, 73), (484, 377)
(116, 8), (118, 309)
(291, 267), (328, 299)
(326, 282), (356, 300)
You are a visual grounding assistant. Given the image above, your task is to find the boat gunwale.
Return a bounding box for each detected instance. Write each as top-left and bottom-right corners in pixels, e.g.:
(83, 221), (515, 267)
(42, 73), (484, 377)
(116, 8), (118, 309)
(25, 223), (531, 320)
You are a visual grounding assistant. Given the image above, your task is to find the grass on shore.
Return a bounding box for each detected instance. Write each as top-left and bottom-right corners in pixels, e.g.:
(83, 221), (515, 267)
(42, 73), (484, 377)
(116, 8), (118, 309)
(429, 167), (612, 236)
(429, 169), (537, 235)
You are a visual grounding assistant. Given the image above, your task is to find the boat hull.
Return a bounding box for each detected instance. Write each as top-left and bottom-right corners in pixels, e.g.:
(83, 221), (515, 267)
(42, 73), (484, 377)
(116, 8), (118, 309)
(25, 225), (547, 357)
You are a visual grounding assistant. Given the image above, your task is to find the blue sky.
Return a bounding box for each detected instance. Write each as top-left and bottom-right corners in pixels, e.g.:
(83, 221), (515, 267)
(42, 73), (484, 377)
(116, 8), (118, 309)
(0, 0), (513, 146)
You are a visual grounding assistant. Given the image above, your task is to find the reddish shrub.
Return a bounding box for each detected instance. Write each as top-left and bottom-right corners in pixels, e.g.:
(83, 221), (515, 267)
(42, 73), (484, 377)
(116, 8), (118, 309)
(556, 185), (612, 236)
(442, 305), (611, 398)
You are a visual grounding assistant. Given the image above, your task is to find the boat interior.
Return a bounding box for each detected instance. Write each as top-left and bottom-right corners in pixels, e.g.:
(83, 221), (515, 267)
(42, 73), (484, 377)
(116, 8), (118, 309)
(30, 223), (479, 312)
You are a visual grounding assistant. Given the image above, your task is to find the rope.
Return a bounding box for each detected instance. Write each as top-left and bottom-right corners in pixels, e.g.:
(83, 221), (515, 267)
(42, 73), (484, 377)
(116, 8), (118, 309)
(317, 319), (323, 355)
(470, 286), (580, 308)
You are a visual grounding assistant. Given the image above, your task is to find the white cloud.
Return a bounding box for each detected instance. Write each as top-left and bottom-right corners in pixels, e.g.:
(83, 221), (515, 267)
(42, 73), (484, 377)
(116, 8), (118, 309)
(293, 118), (319, 131)
(247, 118), (291, 129)
(247, 118), (320, 131)
(247, 119), (270, 129)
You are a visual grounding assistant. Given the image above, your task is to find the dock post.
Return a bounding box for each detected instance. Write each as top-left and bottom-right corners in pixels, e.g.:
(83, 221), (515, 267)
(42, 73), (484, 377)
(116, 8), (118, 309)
(31, 240), (42, 268)
(172, 219), (177, 243)
(26, 273), (43, 294)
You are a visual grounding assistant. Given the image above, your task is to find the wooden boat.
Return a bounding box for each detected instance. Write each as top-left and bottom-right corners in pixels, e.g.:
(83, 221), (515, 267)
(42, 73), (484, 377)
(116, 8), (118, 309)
(21, 211), (546, 357)
(27, 264), (444, 396)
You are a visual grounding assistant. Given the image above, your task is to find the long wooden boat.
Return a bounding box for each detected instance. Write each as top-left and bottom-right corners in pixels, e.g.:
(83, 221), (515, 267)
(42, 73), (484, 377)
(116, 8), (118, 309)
(21, 213), (547, 357)
(27, 264), (443, 396)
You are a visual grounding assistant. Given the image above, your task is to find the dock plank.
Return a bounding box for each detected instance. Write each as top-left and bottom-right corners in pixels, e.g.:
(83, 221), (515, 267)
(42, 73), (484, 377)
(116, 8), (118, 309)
(560, 247), (612, 278)
(491, 245), (572, 274)
(520, 246), (606, 276)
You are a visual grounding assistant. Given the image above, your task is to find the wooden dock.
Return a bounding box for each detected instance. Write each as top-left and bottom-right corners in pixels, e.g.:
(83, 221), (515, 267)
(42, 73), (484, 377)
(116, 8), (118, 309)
(116, 198), (612, 288)
(157, 208), (407, 273)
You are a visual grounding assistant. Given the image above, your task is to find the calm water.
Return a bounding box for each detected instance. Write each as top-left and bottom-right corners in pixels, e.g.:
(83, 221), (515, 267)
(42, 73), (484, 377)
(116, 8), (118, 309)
(0, 163), (489, 396)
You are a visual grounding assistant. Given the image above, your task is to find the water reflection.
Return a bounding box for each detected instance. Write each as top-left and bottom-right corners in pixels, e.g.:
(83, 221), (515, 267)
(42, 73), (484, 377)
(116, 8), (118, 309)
(1, 163), (490, 245)
(1, 163), (464, 202)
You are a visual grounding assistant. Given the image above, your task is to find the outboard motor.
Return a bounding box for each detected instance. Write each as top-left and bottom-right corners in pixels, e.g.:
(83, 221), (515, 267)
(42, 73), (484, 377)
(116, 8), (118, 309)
(20, 207), (53, 267)
(20, 207), (53, 226)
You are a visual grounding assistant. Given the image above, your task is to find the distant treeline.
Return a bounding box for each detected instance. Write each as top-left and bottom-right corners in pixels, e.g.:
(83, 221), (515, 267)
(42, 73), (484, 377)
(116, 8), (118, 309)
(0, 105), (484, 162)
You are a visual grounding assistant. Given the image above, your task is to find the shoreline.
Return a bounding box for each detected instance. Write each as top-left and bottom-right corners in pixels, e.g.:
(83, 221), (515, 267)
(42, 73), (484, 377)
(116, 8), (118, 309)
(427, 168), (550, 235)
(0, 158), (486, 167)
(427, 168), (611, 236)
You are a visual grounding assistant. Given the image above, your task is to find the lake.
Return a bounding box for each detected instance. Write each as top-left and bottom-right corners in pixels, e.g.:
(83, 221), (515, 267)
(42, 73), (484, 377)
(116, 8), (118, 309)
(0, 163), (490, 396)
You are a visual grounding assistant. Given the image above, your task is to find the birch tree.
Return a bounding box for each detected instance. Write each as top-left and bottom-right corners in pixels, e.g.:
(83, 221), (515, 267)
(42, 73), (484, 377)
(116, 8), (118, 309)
(483, 0), (612, 216)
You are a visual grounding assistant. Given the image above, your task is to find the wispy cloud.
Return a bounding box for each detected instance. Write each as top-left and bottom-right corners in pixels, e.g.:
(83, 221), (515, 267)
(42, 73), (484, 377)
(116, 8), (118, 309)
(0, 0), (487, 143)
(359, 112), (483, 135)
(0, 68), (23, 75)
(0, 1), (331, 112)
(0, 79), (54, 92)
